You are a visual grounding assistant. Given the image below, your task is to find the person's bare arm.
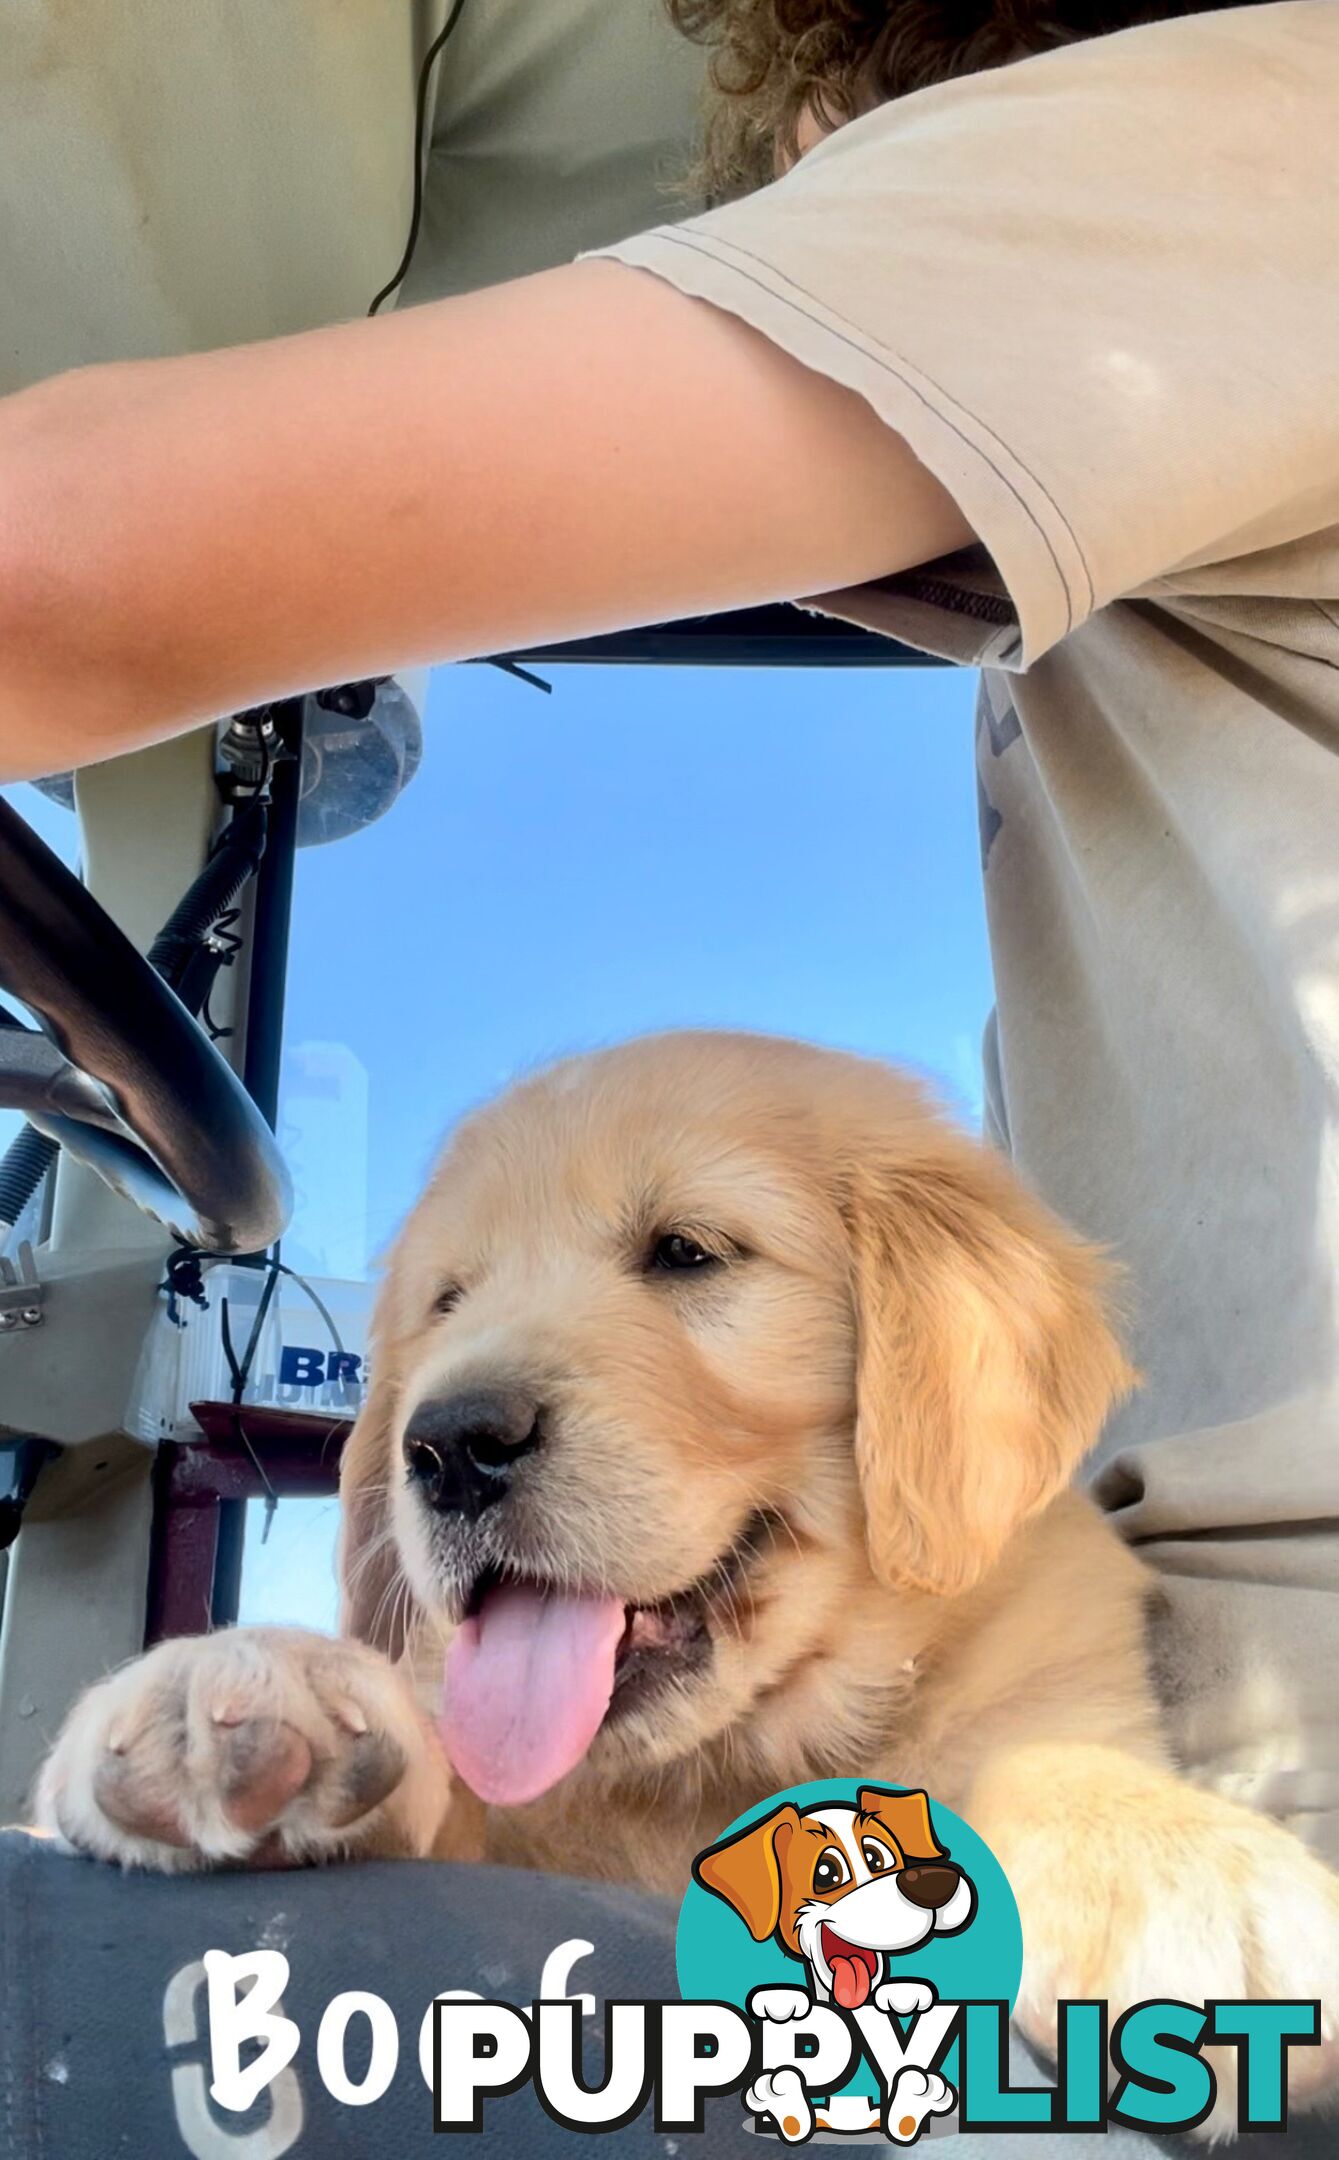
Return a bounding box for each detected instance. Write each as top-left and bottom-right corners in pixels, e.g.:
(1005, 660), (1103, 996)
(0, 261), (974, 781)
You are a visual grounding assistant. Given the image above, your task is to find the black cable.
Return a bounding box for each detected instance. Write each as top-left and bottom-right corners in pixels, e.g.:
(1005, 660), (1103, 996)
(147, 795), (268, 990)
(160, 1245), (210, 1328)
(220, 1262), (283, 1537)
(208, 1246), (347, 1546)
(189, 910), (245, 1042)
(366, 0), (471, 317)
(219, 1264), (282, 1414)
(366, 5), (558, 701)
(490, 659), (553, 695)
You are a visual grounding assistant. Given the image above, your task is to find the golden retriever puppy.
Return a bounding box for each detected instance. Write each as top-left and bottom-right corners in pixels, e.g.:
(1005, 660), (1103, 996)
(36, 1032), (1339, 2134)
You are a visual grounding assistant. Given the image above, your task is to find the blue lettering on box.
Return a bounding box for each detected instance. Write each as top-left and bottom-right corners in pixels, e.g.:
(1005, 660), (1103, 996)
(279, 1346), (327, 1387)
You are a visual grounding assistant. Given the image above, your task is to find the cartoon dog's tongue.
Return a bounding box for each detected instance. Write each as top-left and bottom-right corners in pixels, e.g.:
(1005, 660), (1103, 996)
(821, 1931), (878, 2011)
(440, 1582), (627, 1805)
(829, 1956), (872, 2010)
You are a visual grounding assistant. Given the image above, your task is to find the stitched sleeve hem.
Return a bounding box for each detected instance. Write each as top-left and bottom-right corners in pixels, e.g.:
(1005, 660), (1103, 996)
(584, 225), (1088, 669)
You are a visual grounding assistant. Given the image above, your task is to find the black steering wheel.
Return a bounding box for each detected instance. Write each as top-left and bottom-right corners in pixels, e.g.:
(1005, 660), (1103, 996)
(0, 795), (291, 1254)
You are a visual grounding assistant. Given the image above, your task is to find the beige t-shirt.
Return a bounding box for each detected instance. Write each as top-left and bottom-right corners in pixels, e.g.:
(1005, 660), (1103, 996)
(591, 3), (1339, 1856)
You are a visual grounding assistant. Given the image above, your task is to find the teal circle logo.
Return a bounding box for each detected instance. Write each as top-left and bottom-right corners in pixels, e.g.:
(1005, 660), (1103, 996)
(676, 1780), (1022, 2139)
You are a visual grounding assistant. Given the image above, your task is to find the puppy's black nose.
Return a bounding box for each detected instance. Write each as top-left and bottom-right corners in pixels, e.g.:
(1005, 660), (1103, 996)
(897, 1864), (961, 1911)
(403, 1387), (542, 1520)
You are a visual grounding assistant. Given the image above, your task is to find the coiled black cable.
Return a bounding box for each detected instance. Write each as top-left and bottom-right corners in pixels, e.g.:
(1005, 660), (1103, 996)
(147, 795), (268, 989)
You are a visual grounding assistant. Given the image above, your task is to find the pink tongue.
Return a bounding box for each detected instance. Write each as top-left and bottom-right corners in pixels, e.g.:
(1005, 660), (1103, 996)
(830, 1955), (872, 2011)
(440, 1583), (627, 1806)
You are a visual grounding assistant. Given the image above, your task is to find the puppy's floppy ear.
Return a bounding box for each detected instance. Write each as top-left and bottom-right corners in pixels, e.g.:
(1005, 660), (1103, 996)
(338, 1358), (418, 1659)
(693, 1803), (801, 1941)
(856, 1787), (945, 1864)
(843, 1131), (1134, 1598)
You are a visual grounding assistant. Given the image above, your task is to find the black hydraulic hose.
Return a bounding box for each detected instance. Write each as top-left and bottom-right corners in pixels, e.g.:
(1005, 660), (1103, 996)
(147, 796), (268, 989)
(0, 793), (269, 1232)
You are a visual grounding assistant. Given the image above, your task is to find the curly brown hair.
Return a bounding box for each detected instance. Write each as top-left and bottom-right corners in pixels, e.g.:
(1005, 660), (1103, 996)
(666, 1), (1260, 196)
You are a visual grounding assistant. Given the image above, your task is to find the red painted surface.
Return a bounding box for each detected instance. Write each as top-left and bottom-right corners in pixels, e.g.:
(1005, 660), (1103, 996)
(144, 1404), (349, 1643)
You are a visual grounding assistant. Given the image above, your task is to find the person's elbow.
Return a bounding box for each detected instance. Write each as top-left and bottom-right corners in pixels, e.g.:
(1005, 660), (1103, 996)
(0, 366), (173, 783)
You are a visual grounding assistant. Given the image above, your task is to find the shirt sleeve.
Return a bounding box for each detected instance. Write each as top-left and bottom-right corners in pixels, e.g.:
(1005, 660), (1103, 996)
(583, 2), (1339, 670)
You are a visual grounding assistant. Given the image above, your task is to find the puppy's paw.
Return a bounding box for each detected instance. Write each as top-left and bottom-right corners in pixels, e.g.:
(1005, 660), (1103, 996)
(884, 2066), (955, 2143)
(35, 1626), (448, 1872)
(874, 1978), (937, 2020)
(747, 1985), (816, 2023)
(746, 2067), (813, 2143)
(1014, 1788), (1339, 2141)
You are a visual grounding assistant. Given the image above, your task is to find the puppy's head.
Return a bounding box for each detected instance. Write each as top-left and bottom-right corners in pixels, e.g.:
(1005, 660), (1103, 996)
(694, 1785), (976, 2003)
(340, 1032), (1131, 1806)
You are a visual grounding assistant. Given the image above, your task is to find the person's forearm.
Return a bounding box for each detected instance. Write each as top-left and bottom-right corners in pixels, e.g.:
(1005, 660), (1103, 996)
(0, 261), (973, 781)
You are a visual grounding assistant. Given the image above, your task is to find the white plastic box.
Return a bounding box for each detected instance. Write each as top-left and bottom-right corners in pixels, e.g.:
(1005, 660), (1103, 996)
(129, 1263), (376, 1443)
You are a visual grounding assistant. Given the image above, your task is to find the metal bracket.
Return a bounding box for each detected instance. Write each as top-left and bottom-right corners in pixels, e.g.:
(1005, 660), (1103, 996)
(0, 1240), (43, 1332)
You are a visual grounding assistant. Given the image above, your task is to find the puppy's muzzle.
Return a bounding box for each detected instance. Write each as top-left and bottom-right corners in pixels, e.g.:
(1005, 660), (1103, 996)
(403, 1385), (542, 1521)
(897, 1864), (962, 1911)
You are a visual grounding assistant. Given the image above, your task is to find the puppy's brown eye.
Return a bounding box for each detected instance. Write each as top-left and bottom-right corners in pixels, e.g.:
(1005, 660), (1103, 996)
(812, 1847), (850, 1893)
(650, 1233), (718, 1274)
(862, 1838), (894, 1874)
(432, 1284), (462, 1318)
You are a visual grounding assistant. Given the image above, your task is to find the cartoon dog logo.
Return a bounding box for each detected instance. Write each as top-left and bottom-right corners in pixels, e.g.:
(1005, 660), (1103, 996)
(692, 1786), (976, 2141)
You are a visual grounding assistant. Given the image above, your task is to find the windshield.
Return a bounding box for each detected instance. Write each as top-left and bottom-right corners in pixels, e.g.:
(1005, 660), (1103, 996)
(237, 656), (988, 1630)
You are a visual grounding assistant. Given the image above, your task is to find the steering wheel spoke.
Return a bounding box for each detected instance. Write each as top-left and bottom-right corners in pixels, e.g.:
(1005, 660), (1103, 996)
(0, 796), (291, 1254)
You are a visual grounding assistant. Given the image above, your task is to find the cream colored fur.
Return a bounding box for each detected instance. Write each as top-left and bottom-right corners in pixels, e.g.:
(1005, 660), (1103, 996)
(36, 1032), (1339, 2138)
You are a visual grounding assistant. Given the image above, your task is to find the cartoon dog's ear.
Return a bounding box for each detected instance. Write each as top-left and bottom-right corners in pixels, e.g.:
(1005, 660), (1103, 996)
(857, 1787), (945, 1864)
(692, 1803), (802, 1941)
(842, 1120), (1134, 1597)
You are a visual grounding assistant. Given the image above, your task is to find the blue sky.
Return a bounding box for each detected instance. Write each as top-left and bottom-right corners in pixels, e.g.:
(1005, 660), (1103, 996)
(280, 658), (992, 1275)
(5, 657), (994, 1627)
